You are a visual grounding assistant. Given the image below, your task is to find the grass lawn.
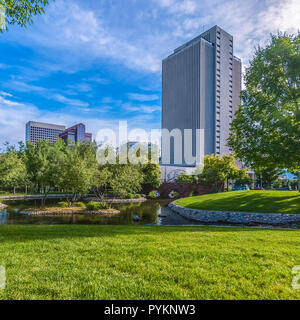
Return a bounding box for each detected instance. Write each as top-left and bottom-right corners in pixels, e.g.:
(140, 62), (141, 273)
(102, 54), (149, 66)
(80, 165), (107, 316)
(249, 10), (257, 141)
(175, 191), (300, 214)
(0, 225), (299, 300)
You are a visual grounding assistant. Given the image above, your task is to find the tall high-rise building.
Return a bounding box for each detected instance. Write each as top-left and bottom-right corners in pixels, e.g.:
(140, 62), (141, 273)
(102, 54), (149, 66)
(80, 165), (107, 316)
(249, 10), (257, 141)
(162, 25), (242, 167)
(25, 121), (66, 145)
(59, 123), (92, 144)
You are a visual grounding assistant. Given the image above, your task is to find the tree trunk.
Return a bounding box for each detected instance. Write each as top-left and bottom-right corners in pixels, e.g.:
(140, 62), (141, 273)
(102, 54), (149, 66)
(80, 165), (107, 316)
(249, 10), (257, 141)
(13, 186), (16, 194)
(298, 172), (300, 192)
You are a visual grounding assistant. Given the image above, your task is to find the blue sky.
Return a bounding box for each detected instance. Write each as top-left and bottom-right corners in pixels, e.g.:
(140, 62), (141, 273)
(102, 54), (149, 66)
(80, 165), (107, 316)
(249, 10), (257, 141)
(0, 0), (299, 145)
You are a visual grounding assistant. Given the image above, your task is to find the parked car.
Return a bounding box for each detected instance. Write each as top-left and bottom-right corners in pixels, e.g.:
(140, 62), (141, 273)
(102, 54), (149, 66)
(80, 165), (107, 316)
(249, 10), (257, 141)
(232, 185), (250, 191)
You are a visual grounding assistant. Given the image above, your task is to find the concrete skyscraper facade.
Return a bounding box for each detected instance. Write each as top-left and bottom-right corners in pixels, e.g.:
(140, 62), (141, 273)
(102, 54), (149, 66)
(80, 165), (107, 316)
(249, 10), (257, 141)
(162, 25), (242, 167)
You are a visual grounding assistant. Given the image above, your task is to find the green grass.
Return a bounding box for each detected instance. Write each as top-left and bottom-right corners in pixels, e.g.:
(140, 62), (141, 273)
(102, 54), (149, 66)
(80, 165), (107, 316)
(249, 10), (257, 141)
(175, 191), (300, 214)
(0, 225), (299, 300)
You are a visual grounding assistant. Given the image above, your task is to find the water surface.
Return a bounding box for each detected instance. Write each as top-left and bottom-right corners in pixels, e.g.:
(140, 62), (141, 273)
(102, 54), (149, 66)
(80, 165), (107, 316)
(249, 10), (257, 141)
(0, 199), (196, 226)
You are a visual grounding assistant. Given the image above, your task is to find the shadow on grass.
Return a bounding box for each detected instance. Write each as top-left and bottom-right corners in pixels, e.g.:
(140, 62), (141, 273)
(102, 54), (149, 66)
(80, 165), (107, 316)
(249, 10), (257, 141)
(182, 192), (300, 214)
(0, 224), (295, 244)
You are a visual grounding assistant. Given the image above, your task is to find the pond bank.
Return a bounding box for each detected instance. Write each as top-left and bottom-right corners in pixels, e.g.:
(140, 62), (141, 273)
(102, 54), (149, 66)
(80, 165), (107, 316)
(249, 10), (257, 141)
(169, 202), (300, 227)
(84, 197), (147, 203)
(20, 209), (120, 216)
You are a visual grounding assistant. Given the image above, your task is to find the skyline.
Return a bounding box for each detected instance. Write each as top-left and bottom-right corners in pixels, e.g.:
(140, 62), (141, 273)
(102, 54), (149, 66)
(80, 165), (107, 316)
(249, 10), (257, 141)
(0, 0), (299, 147)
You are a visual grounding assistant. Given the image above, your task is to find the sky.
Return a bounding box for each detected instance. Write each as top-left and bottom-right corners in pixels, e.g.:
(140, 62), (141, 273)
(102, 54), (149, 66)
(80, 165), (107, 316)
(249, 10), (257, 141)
(0, 0), (299, 146)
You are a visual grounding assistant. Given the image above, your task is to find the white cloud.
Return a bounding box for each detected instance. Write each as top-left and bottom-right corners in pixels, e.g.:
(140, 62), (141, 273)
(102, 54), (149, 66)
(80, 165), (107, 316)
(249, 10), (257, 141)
(51, 94), (89, 107)
(158, 0), (198, 14)
(123, 103), (161, 114)
(0, 91), (12, 97)
(128, 93), (160, 101)
(3, 80), (89, 108)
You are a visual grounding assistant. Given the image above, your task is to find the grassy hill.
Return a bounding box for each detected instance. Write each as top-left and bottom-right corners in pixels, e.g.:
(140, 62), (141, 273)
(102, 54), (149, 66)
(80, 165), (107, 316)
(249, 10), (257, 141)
(175, 191), (300, 214)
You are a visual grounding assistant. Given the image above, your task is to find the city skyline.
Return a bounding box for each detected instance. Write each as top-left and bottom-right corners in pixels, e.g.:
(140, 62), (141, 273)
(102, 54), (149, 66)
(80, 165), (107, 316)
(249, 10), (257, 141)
(0, 0), (299, 147)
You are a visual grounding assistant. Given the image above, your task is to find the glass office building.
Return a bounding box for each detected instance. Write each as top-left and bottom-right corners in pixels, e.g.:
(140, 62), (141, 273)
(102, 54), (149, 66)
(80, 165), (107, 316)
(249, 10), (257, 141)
(59, 123), (92, 144)
(25, 121), (66, 145)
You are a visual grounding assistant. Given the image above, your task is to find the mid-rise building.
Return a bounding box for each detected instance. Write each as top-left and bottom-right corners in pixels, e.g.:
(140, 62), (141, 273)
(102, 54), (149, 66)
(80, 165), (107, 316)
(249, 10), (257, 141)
(59, 123), (92, 144)
(25, 121), (66, 145)
(161, 25), (242, 167)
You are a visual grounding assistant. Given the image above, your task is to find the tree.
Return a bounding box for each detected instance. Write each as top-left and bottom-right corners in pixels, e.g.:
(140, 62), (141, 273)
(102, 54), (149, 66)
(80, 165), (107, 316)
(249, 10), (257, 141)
(175, 174), (195, 184)
(0, 145), (27, 193)
(228, 32), (300, 191)
(0, 0), (49, 32)
(58, 142), (98, 206)
(24, 139), (66, 205)
(198, 154), (250, 192)
(141, 163), (161, 188)
(93, 167), (113, 200)
(110, 165), (143, 198)
(254, 167), (284, 189)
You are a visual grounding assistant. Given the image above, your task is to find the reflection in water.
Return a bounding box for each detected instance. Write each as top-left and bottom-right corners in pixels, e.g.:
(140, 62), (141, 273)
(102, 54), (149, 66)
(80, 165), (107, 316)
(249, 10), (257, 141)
(0, 200), (194, 226)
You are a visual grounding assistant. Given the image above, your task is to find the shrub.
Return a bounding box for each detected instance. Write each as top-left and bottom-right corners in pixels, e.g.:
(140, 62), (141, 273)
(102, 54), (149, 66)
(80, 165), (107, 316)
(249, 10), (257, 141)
(86, 201), (101, 211)
(175, 174), (195, 183)
(99, 202), (109, 209)
(189, 190), (197, 197)
(126, 193), (142, 199)
(57, 201), (68, 208)
(75, 202), (86, 208)
(149, 190), (159, 199)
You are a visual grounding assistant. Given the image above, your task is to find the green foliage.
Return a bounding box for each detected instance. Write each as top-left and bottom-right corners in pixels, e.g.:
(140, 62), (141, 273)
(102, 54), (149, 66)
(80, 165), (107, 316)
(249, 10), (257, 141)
(198, 154), (250, 192)
(228, 32), (300, 175)
(149, 190), (159, 199)
(0, 144), (28, 193)
(86, 201), (101, 211)
(175, 174), (195, 183)
(93, 167), (112, 200)
(189, 190), (197, 197)
(141, 163), (161, 188)
(75, 202), (86, 208)
(254, 167), (284, 188)
(125, 193), (141, 199)
(57, 202), (68, 208)
(57, 142), (99, 205)
(110, 165), (143, 198)
(0, 0), (50, 32)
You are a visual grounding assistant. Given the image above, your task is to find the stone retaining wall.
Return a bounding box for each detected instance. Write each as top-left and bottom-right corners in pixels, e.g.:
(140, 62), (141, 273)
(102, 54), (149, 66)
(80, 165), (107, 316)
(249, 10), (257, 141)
(168, 202), (300, 226)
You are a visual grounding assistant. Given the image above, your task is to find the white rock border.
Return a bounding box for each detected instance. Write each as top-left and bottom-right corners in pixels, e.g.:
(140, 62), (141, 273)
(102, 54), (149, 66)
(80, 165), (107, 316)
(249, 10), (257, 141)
(84, 197), (147, 203)
(0, 203), (7, 209)
(168, 202), (300, 226)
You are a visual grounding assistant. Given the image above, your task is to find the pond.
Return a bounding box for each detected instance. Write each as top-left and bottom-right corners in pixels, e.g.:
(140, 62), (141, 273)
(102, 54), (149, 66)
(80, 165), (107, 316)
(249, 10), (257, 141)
(0, 199), (202, 226)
